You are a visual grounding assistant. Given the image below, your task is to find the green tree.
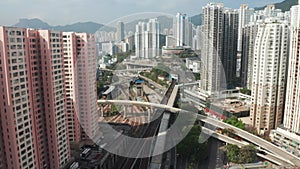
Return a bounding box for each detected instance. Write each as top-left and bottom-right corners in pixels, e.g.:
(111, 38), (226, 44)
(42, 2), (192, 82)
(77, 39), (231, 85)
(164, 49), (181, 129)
(226, 144), (257, 164)
(223, 116), (246, 130)
(240, 87), (251, 95)
(226, 144), (240, 163)
(116, 51), (130, 63)
(239, 145), (257, 163)
(222, 128), (236, 138)
(177, 125), (208, 163)
(193, 73), (200, 81)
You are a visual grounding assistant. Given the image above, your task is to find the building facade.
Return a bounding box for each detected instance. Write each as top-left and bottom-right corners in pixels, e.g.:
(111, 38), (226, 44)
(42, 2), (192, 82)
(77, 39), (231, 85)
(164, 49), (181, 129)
(117, 21), (125, 42)
(250, 19), (289, 134)
(135, 18), (160, 59)
(222, 9), (239, 89)
(75, 33), (99, 140)
(270, 1), (300, 157)
(0, 27), (39, 169)
(0, 26), (99, 168)
(0, 27), (71, 169)
(200, 3), (225, 95)
(173, 13), (193, 47)
(237, 4), (254, 78)
(283, 3), (300, 134)
(39, 29), (70, 168)
(240, 22), (259, 89)
(63, 32), (82, 143)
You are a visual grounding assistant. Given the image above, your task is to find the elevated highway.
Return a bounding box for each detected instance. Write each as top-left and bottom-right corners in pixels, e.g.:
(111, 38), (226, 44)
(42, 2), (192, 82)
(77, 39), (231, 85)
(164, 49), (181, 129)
(103, 80), (176, 169)
(97, 100), (300, 167)
(99, 67), (152, 72)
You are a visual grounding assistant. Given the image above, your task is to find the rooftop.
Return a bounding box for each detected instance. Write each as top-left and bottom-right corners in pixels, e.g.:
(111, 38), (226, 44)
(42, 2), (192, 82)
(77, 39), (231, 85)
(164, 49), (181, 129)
(212, 98), (250, 113)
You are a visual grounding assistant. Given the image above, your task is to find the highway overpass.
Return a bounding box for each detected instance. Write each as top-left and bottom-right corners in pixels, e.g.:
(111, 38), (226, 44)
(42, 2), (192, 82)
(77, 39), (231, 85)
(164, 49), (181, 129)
(97, 99), (300, 167)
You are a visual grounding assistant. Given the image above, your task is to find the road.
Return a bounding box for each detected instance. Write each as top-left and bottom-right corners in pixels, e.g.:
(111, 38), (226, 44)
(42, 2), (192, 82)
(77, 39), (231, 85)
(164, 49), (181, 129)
(198, 138), (226, 169)
(98, 100), (300, 166)
(176, 138), (225, 169)
(143, 85), (162, 104)
(202, 117), (300, 166)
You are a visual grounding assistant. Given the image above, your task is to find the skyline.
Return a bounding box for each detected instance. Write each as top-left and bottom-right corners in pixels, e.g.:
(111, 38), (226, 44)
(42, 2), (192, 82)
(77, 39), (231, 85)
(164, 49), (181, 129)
(1, 0), (300, 168)
(0, 0), (283, 26)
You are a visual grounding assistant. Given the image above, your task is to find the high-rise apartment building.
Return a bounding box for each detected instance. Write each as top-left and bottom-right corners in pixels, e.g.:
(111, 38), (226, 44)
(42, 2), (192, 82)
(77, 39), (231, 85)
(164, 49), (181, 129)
(237, 4), (254, 78)
(270, 2), (300, 156)
(251, 5), (287, 22)
(237, 4), (254, 53)
(63, 32), (99, 141)
(75, 33), (99, 140)
(250, 18), (289, 134)
(95, 31), (117, 43)
(222, 9), (239, 88)
(173, 13), (193, 47)
(0, 27), (39, 169)
(283, 3), (300, 133)
(240, 6), (289, 89)
(200, 3), (225, 94)
(63, 32), (81, 143)
(117, 21), (125, 42)
(192, 26), (202, 51)
(135, 18), (160, 59)
(0, 26), (71, 169)
(0, 26), (98, 168)
(39, 29), (70, 168)
(240, 22), (259, 89)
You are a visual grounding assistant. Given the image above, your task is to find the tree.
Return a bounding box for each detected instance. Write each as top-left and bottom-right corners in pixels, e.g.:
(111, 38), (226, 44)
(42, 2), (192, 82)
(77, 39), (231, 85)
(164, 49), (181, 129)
(240, 87), (251, 95)
(193, 73), (200, 81)
(225, 144), (257, 164)
(245, 125), (258, 136)
(177, 125), (208, 163)
(223, 116), (246, 130)
(222, 128), (236, 138)
(115, 51), (130, 63)
(239, 145), (257, 163)
(226, 144), (240, 163)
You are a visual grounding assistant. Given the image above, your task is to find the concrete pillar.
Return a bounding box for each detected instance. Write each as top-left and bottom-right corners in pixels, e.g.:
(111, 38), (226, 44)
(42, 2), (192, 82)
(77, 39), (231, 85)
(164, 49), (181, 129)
(147, 107), (151, 123)
(100, 105), (104, 117)
(123, 105), (127, 118)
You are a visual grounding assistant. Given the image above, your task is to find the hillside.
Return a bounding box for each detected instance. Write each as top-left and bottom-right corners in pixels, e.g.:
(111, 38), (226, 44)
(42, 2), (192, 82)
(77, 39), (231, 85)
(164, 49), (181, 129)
(14, 0), (295, 34)
(256, 0), (297, 11)
(190, 14), (202, 26)
(13, 18), (105, 33)
(14, 18), (51, 29)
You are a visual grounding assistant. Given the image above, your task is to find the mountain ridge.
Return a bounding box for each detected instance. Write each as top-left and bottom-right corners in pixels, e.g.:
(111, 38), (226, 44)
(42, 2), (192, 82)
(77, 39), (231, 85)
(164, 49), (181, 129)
(12, 0), (296, 33)
(255, 0), (297, 11)
(13, 18), (105, 34)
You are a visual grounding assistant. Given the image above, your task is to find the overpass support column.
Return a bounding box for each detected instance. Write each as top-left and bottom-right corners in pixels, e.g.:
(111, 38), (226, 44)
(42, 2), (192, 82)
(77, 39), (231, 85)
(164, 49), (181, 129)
(100, 105), (104, 117)
(147, 106), (151, 123)
(123, 105), (128, 118)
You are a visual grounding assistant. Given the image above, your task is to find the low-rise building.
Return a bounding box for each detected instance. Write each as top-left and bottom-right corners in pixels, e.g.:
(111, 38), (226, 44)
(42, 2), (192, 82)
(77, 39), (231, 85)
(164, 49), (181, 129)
(207, 98), (250, 119)
(270, 127), (300, 158)
(162, 46), (191, 55)
(186, 57), (201, 73)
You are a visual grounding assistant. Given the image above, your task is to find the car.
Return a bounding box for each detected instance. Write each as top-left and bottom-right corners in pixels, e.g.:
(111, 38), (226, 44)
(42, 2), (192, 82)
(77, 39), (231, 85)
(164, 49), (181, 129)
(80, 144), (98, 151)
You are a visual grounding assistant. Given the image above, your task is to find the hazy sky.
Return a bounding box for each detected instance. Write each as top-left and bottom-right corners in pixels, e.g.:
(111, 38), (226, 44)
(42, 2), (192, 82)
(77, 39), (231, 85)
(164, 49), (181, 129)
(0, 0), (284, 26)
